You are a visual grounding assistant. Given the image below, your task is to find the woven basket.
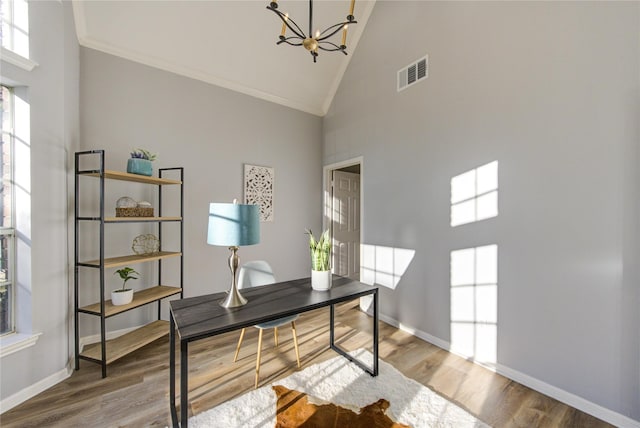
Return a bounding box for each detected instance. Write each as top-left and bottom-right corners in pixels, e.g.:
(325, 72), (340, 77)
(116, 207), (154, 217)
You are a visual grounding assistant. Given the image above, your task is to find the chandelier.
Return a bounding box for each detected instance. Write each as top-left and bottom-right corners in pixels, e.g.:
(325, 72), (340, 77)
(267, 0), (357, 63)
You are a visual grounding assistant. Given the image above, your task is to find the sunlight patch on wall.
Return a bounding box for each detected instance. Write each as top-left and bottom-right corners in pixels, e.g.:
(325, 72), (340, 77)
(451, 161), (498, 227)
(450, 244), (498, 366)
(360, 244), (415, 290)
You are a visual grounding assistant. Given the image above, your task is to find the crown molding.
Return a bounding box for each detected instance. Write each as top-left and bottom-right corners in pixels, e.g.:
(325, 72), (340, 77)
(74, 0), (325, 118)
(71, 0), (87, 44)
(80, 34), (325, 117)
(70, 0), (382, 117)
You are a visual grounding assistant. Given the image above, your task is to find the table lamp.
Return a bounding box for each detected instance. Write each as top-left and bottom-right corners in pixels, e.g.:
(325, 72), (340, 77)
(207, 201), (260, 308)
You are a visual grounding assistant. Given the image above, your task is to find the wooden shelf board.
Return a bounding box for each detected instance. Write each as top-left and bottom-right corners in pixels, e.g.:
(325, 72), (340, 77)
(80, 286), (182, 317)
(84, 170), (181, 185)
(104, 216), (182, 223)
(81, 251), (182, 268)
(80, 320), (168, 364)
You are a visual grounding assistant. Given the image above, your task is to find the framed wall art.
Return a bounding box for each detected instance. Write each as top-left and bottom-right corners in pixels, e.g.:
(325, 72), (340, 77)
(244, 164), (274, 222)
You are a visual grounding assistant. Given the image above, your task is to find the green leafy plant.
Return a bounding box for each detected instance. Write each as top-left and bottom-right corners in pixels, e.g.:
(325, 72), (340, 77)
(113, 267), (139, 292)
(306, 229), (331, 271)
(130, 148), (157, 161)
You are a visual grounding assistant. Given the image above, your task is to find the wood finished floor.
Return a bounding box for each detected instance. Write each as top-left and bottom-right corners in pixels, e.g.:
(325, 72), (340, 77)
(1, 302), (613, 428)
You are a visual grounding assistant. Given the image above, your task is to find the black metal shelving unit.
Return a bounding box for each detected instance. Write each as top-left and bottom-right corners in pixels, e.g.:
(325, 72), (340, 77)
(74, 150), (184, 378)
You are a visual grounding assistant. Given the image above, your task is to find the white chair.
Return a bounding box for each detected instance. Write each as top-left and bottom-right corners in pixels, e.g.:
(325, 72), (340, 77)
(233, 261), (301, 388)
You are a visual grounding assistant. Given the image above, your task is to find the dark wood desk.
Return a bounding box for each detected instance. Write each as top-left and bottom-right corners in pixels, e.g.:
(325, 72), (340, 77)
(169, 276), (379, 427)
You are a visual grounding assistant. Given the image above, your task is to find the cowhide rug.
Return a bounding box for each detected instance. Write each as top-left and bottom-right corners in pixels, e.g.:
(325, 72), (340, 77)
(273, 385), (410, 428)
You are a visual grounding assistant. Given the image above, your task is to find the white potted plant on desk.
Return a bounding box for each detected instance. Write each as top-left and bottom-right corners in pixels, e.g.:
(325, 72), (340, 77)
(307, 229), (332, 291)
(112, 267), (138, 305)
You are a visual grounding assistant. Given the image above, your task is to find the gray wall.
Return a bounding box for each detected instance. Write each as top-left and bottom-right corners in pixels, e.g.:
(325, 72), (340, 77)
(2, 1), (638, 422)
(0, 1), (79, 402)
(324, 1), (639, 422)
(79, 48), (323, 334)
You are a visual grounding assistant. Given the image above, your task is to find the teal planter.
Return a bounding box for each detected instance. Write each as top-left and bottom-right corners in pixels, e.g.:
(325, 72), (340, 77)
(127, 158), (153, 176)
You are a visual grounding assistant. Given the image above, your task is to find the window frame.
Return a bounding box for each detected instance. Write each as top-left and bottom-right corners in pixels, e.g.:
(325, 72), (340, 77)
(0, 84), (16, 337)
(0, 0), (38, 71)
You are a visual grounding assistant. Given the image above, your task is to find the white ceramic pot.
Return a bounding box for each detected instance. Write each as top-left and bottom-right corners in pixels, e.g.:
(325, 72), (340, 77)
(311, 270), (332, 291)
(111, 289), (134, 306)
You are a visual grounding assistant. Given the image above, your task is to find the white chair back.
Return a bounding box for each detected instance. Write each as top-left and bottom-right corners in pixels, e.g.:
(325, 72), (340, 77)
(238, 261), (276, 289)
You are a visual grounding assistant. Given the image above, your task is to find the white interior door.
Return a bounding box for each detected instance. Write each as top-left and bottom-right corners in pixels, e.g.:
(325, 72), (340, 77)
(332, 170), (360, 279)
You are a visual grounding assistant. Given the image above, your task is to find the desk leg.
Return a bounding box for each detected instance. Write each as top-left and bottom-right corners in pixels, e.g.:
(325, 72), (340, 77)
(170, 316), (178, 427)
(330, 304), (335, 346)
(373, 288), (379, 376)
(181, 339), (189, 427)
(329, 291), (379, 377)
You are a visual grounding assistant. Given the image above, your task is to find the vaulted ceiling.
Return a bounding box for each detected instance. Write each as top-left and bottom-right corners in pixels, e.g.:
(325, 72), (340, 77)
(72, 0), (376, 116)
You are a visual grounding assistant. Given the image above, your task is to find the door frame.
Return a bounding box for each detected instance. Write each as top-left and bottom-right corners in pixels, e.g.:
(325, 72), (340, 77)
(323, 156), (364, 275)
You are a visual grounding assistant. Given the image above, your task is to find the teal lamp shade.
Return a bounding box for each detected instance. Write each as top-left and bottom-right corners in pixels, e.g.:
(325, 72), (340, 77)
(208, 203), (260, 247)
(208, 202), (260, 308)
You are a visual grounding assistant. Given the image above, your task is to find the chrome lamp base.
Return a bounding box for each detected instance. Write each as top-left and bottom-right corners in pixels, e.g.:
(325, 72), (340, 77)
(220, 246), (248, 308)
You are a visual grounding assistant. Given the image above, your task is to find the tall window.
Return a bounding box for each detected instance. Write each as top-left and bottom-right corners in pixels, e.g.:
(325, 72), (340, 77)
(1, 0), (30, 59)
(0, 85), (15, 335)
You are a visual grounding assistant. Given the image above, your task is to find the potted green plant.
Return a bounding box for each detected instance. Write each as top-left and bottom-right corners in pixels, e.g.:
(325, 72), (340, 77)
(306, 229), (332, 291)
(112, 267), (139, 305)
(127, 149), (156, 176)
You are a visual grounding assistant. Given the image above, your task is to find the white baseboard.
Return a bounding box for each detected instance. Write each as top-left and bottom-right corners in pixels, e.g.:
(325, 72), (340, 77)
(494, 362), (640, 428)
(377, 312), (451, 352)
(0, 325), (143, 415)
(373, 311), (640, 428)
(0, 364), (73, 414)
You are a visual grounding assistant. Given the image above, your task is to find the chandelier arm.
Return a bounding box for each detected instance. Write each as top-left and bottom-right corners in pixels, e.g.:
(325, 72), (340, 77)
(277, 38), (304, 47)
(283, 16), (307, 39)
(267, 5), (306, 39)
(318, 41), (349, 54)
(316, 20), (357, 42)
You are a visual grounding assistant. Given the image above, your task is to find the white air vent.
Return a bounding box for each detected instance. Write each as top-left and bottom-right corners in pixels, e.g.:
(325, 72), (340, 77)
(397, 55), (428, 92)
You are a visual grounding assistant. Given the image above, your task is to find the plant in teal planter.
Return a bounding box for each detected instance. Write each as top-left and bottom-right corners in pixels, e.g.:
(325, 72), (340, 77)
(127, 149), (156, 176)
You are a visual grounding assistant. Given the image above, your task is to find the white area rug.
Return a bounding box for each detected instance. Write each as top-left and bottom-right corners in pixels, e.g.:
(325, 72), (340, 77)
(189, 349), (489, 427)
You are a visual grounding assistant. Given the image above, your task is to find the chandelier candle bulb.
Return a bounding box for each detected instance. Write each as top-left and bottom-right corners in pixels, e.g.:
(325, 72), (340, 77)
(281, 13), (288, 37)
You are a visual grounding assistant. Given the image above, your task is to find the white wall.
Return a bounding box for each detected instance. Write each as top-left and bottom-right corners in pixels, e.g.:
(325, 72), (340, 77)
(79, 48), (323, 334)
(0, 1), (79, 404)
(324, 1), (639, 423)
